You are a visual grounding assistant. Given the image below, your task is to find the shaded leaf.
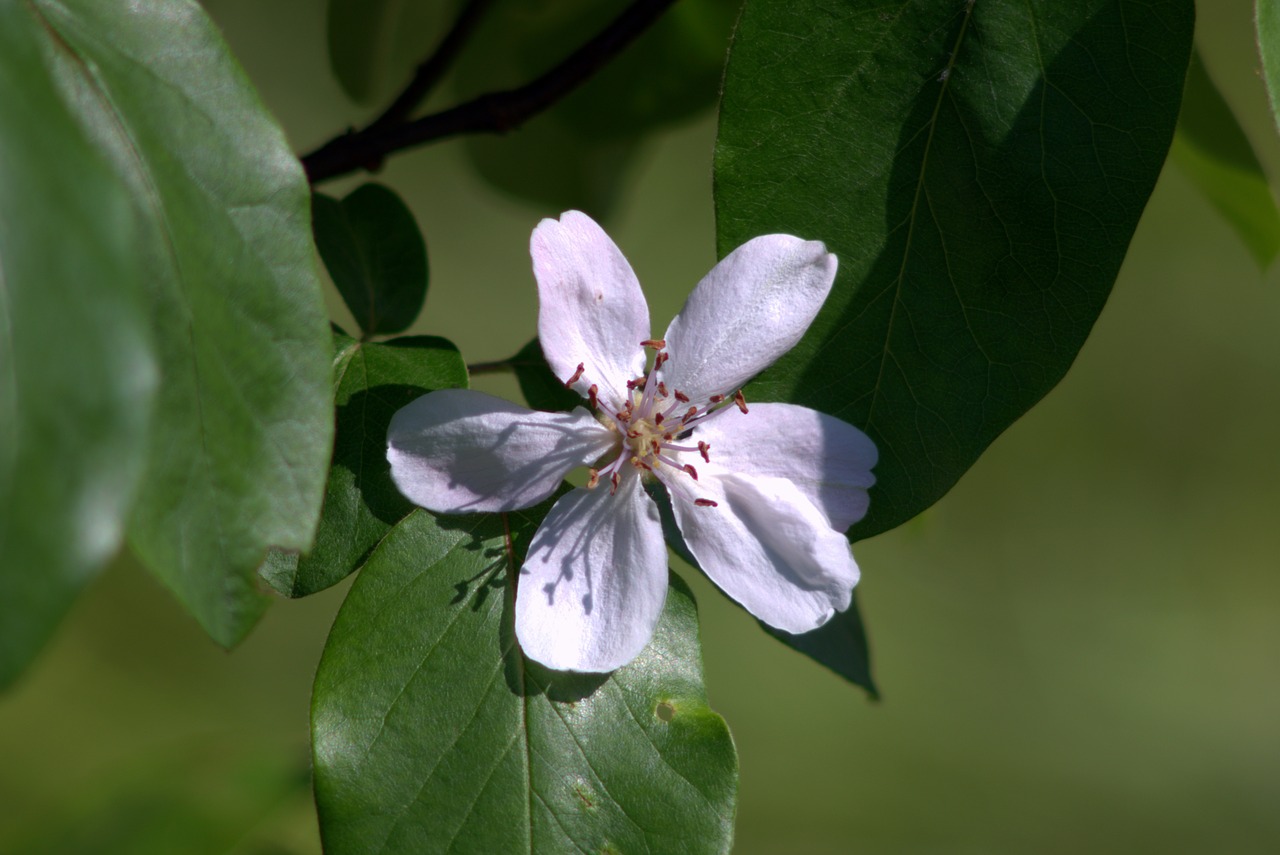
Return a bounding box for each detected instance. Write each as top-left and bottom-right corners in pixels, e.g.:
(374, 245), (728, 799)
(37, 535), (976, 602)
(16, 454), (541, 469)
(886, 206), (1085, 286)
(261, 332), (467, 598)
(1172, 50), (1280, 268)
(0, 5), (155, 689)
(326, 0), (463, 104)
(503, 336), (585, 413)
(1258, 0), (1280, 141)
(33, 0), (334, 646)
(313, 183), (429, 337)
(715, 0), (1193, 539)
(313, 507), (738, 854)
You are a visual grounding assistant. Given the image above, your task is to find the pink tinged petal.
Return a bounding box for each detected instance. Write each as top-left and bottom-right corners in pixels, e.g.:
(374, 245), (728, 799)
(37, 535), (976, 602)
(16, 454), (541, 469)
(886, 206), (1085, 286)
(387, 389), (616, 514)
(693, 402), (877, 531)
(532, 211), (650, 411)
(660, 235), (838, 402)
(516, 473), (668, 672)
(667, 472), (859, 634)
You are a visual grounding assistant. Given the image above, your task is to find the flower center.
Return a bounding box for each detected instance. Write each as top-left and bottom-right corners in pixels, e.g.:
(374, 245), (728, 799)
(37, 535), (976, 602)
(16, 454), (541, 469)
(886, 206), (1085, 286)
(581, 341), (748, 504)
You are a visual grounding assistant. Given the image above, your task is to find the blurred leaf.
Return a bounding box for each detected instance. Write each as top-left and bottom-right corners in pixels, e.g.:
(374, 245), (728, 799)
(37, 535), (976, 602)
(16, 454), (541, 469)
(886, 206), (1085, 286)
(327, 0), (463, 104)
(33, 0), (334, 646)
(455, 0), (738, 212)
(1258, 0), (1280, 140)
(0, 6), (155, 689)
(502, 337), (586, 412)
(313, 184), (429, 336)
(313, 507), (738, 854)
(1172, 50), (1280, 268)
(261, 332), (467, 598)
(715, 0), (1193, 539)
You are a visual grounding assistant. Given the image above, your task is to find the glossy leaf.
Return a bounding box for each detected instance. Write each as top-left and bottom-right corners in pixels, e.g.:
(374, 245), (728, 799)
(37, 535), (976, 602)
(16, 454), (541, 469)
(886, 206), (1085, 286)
(1172, 50), (1280, 268)
(326, 0), (463, 103)
(0, 5), (155, 689)
(313, 184), (430, 337)
(313, 506), (738, 854)
(261, 332), (467, 598)
(33, 0), (334, 646)
(716, 0), (1193, 539)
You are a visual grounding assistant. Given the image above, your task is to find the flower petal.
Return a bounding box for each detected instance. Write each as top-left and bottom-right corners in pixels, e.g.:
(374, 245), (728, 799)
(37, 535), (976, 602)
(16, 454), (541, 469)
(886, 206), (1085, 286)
(692, 403), (876, 531)
(532, 211), (649, 410)
(660, 235), (837, 402)
(387, 389), (616, 513)
(516, 472), (668, 672)
(667, 471), (859, 634)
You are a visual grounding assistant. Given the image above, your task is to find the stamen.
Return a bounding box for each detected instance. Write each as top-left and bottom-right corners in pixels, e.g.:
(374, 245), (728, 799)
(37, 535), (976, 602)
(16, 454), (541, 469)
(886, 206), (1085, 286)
(630, 456), (653, 472)
(684, 406), (698, 421)
(683, 464), (698, 481)
(698, 441), (710, 462)
(654, 351), (670, 369)
(654, 412), (664, 425)
(616, 410), (630, 422)
(694, 498), (719, 508)
(657, 381), (668, 397)
(564, 363), (585, 388)
(640, 338), (667, 349)
(587, 384), (598, 409)
(734, 390), (749, 414)
(709, 394), (725, 404)
(674, 390), (690, 403)
(587, 469), (600, 489)
(627, 376), (645, 390)
(610, 472), (620, 493)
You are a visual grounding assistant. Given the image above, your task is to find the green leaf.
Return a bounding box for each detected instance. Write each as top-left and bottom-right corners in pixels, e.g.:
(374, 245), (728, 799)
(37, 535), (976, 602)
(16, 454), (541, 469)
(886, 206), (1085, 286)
(715, 0), (1194, 539)
(326, 0), (464, 104)
(32, 0), (334, 646)
(760, 593), (877, 699)
(313, 183), (430, 337)
(1172, 50), (1280, 268)
(502, 337), (585, 413)
(1258, 0), (1280, 139)
(0, 5), (155, 689)
(261, 332), (467, 598)
(313, 507), (738, 854)
(454, 0), (738, 213)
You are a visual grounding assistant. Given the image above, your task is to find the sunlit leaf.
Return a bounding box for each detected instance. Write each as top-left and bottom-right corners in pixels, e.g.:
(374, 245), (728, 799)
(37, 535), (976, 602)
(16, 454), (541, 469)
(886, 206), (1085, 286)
(0, 5), (155, 689)
(313, 184), (430, 337)
(716, 0), (1193, 540)
(1172, 50), (1280, 268)
(32, 0), (334, 646)
(261, 332), (467, 598)
(313, 506), (738, 854)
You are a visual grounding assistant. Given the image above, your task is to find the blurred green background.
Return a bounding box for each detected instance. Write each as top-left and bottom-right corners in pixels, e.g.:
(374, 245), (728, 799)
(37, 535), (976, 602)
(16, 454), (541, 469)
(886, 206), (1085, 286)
(2, 0), (1278, 852)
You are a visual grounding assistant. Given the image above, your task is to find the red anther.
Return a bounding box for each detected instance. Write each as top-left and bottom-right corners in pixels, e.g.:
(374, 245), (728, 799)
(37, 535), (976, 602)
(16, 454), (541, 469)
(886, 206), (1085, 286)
(631, 456), (652, 472)
(734, 390), (749, 414)
(587, 469), (600, 489)
(610, 472), (620, 493)
(654, 412), (664, 425)
(655, 351), (670, 368)
(663, 433), (674, 441)
(694, 498), (719, 508)
(673, 390), (690, 403)
(683, 464), (699, 481)
(657, 381), (668, 397)
(709, 394), (725, 404)
(698, 441), (710, 462)
(627, 429), (641, 438)
(616, 410), (631, 422)
(684, 407), (698, 421)
(564, 363), (586, 388)
(627, 376), (646, 389)
(640, 338), (667, 349)
(651, 439), (662, 455)
(587, 384), (598, 409)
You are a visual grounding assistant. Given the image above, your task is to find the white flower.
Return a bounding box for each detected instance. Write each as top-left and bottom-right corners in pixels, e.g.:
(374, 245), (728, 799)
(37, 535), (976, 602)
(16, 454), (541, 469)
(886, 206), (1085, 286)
(387, 211), (877, 672)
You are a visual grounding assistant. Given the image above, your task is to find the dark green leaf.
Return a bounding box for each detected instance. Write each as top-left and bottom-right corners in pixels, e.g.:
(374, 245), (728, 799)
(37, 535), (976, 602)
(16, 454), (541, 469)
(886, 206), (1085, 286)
(33, 0), (334, 646)
(454, 0), (738, 213)
(326, 0), (463, 104)
(1172, 50), (1280, 267)
(760, 592), (877, 700)
(502, 337), (586, 413)
(715, 0), (1193, 538)
(313, 507), (738, 854)
(261, 333), (467, 598)
(313, 183), (430, 337)
(0, 5), (155, 689)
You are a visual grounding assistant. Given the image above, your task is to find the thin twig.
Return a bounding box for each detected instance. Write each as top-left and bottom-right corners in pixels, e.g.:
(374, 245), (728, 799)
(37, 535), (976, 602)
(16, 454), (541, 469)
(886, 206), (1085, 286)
(302, 0), (679, 184)
(366, 0), (495, 134)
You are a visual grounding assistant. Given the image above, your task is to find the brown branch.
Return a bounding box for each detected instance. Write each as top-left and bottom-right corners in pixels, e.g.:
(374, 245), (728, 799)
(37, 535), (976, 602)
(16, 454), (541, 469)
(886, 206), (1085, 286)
(302, 0), (679, 184)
